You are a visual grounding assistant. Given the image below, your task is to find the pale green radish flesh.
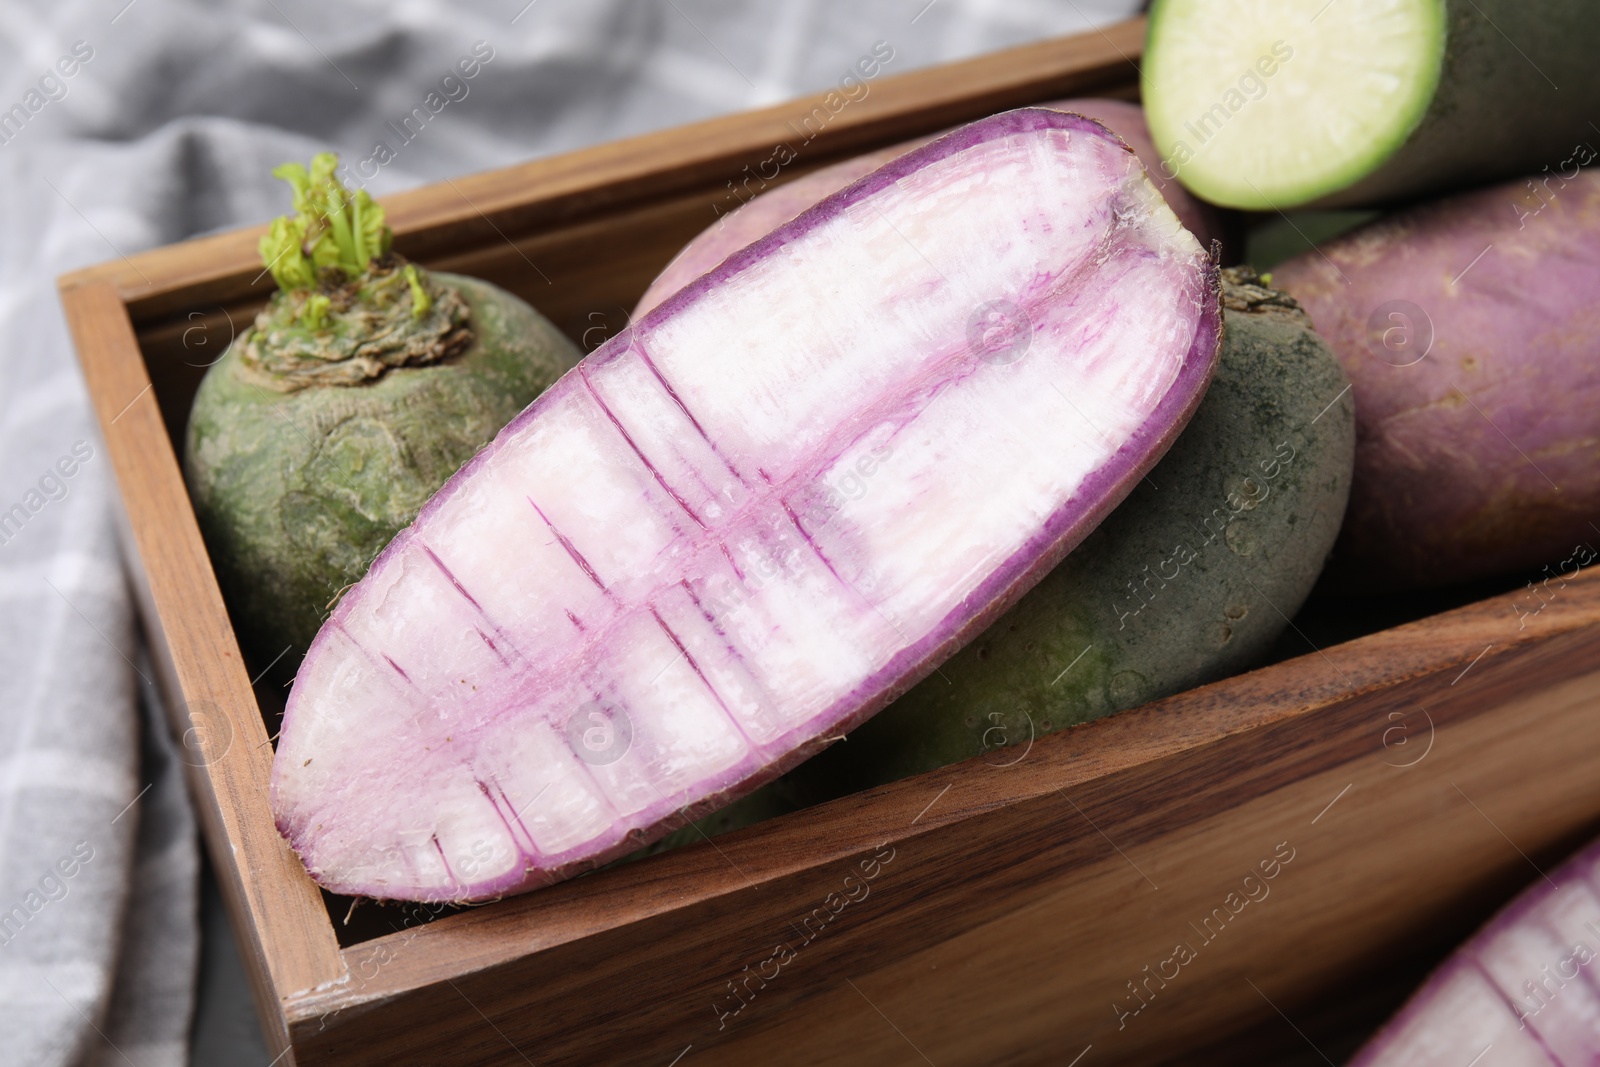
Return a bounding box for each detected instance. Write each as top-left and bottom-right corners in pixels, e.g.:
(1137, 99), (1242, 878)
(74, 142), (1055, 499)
(1143, 0), (1444, 209)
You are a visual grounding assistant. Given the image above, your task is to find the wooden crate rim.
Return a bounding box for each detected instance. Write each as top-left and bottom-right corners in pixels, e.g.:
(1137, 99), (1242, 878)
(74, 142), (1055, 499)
(288, 568), (1600, 1022)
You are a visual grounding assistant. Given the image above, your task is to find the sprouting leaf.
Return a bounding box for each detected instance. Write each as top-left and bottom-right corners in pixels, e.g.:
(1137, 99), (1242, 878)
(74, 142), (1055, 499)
(260, 153), (395, 292)
(308, 153), (339, 191)
(324, 193), (357, 270)
(308, 227), (342, 274)
(271, 162), (313, 217)
(404, 264), (431, 320)
(355, 190), (388, 268)
(260, 216), (315, 291)
(301, 293), (333, 331)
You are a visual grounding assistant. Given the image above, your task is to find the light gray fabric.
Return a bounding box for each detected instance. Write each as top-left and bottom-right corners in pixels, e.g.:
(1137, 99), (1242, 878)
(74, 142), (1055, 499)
(0, 0), (1141, 1061)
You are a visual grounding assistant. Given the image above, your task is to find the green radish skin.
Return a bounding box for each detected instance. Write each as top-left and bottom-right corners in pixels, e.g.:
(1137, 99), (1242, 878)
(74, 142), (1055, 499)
(1143, 0), (1600, 210)
(641, 270), (1353, 847)
(792, 268), (1353, 793)
(186, 271), (580, 667)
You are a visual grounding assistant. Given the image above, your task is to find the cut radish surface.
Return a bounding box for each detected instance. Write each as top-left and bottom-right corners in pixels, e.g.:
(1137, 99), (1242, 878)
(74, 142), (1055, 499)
(271, 109), (1221, 903)
(1352, 837), (1600, 1066)
(1143, 0), (1600, 209)
(633, 98), (1228, 321)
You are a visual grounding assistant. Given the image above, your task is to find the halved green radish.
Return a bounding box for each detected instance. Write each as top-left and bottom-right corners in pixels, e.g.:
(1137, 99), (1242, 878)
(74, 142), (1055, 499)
(1143, 0), (1600, 209)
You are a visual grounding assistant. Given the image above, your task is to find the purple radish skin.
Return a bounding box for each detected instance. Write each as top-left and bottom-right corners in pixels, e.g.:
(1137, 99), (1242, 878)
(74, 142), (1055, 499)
(636, 98), (1226, 319)
(1274, 168), (1600, 592)
(1352, 834), (1600, 1066)
(271, 108), (1222, 903)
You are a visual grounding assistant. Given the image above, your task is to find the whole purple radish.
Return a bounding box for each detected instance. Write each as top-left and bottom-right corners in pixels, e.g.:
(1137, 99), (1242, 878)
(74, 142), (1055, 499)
(1273, 168), (1600, 592)
(1351, 834), (1600, 1066)
(636, 98), (1225, 318)
(272, 109), (1221, 903)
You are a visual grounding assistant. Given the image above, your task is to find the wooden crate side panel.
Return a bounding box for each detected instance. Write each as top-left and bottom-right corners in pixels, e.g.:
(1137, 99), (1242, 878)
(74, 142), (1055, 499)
(58, 281), (344, 1017)
(302, 568), (1600, 983)
(704, 666), (1600, 1067)
(103, 483), (303, 1061)
(282, 574), (1600, 1065)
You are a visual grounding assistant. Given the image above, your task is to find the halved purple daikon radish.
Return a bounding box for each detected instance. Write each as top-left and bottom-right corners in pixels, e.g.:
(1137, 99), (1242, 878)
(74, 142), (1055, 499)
(1352, 838), (1600, 1066)
(270, 108), (1221, 903)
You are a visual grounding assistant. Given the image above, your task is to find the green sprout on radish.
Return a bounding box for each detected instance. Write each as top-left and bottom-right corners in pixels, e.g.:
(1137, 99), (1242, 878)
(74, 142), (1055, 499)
(259, 152), (393, 295)
(255, 152), (436, 329)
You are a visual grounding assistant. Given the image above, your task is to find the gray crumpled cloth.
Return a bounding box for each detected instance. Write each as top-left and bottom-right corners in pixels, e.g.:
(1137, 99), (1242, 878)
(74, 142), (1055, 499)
(0, 0), (1139, 1062)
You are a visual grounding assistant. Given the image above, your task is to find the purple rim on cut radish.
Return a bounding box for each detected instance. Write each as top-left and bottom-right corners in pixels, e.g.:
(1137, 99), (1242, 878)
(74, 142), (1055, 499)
(270, 108), (1222, 903)
(1352, 835), (1600, 1066)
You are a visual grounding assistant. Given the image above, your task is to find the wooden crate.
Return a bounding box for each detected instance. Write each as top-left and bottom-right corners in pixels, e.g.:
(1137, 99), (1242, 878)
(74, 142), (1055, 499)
(57, 16), (1600, 1066)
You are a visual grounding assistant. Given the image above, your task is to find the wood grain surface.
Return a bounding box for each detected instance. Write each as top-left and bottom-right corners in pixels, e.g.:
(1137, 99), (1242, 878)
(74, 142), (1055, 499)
(283, 570), (1600, 1066)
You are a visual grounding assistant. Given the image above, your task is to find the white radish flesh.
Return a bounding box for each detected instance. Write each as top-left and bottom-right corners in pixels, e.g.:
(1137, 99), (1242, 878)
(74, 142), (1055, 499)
(1353, 841), (1600, 1066)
